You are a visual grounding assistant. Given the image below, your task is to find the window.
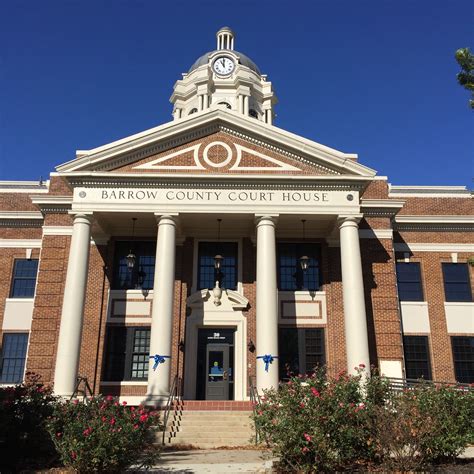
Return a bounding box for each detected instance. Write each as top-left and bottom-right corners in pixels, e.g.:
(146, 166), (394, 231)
(278, 328), (325, 380)
(0, 333), (29, 383)
(278, 243), (321, 291)
(10, 259), (38, 298)
(249, 109), (258, 118)
(452, 336), (474, 383)
(113, 241), (156, 290)
(442, 263), (472, 302)
(197, 242), (238, 290)
(103, 327), (150, 381)
(403, 335), (432, 380)
(396, 262), (424, 301)
(217, 101), (231, 109)
(188, 108), (198, 115)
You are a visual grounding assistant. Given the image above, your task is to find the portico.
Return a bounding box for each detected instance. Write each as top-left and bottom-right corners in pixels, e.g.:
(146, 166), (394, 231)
(52, 179), (372, 401)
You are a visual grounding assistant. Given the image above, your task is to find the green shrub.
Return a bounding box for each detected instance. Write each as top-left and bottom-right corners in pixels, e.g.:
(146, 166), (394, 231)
(254, 368), (474, 472)
(0, 372), (58, 471)
(46, 395), (161, 472)
(254, 367), (391, 471)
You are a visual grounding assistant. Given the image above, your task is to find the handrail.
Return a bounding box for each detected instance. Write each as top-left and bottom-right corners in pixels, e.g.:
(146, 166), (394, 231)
(249, 376), (264, 445)
(161, 376), (182, 445)
(386, 377), (473, 392)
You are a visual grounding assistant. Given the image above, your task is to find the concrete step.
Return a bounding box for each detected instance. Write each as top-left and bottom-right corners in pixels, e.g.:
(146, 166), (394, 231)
(167, 437), (255, 447)
(172, 410), (253, 416)
(170, 421), (252, 429)
(169, 425), (253, 434)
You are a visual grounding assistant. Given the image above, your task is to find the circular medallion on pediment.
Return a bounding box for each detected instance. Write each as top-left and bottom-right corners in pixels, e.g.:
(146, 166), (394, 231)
(199, 140), (237, 170)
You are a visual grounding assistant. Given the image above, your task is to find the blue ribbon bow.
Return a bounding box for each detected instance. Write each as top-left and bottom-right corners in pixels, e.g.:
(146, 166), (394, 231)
(149, 354), (171, 371)
(257, 354), (278, 372)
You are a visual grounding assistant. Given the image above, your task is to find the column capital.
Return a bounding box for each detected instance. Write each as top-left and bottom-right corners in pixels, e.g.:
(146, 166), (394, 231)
(337, 214), (363, 228)
(69, 212), (94, 225)
(153, 213), (179, 226)
(255, 214), (278, 226)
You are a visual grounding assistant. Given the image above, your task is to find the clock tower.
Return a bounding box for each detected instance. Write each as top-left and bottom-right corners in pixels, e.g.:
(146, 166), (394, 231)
(170, 27), (277, 124)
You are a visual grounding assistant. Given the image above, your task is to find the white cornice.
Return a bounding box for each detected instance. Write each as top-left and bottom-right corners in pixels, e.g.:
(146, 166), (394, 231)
(0, 180), (49, 193)
(360, 199), (405, 217)
(0, 239), (42, 248)
(394, 243), (474, 253)
(30, 196), (73, 214)
(56, 109), (376, 178)
(0, 212), (43, 220)
(395, 215), (474, 224)
(389, 185), (471, 198)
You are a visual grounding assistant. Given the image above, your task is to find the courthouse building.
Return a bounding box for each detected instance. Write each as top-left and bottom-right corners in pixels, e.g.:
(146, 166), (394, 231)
(0, 28), (473, 404)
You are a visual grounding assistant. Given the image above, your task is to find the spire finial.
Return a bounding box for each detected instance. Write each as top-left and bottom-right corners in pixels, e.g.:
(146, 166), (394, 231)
(216, 27), (235, 51)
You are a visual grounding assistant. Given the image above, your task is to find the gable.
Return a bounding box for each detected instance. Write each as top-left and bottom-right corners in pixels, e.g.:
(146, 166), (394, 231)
(56, 109), (376, 177)
(111, 131), (338, 176)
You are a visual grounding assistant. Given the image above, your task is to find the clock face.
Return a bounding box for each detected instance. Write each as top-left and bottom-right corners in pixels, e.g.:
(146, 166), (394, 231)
(213, 56), (235, 76)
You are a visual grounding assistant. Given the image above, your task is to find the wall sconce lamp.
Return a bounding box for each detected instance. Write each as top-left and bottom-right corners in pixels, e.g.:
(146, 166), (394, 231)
(178, 339), (185, 352)
(247, 339), (256, 353)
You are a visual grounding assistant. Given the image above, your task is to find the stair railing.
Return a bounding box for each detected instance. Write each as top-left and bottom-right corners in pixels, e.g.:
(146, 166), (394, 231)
(161, 376), (182, 445)
(386, 376), (473, 393)
(249, 376), (264, 445)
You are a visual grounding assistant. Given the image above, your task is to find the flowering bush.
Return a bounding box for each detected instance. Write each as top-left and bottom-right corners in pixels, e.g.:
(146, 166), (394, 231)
(254, 367), (390, 471)
(254, 367), (474, 472)
(46, 395), (161, 472)
(0, 372), (58, 471)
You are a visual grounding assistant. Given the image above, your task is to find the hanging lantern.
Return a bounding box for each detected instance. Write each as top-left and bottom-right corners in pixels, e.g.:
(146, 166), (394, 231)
(126, 251), (136, 271)
(214, 254), (224, 270)
(299, 255), (310, 272)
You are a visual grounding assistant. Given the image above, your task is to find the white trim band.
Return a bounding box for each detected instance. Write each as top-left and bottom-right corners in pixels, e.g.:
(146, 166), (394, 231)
(0, 239), (42, 248)
(394, 243), (474, 253)
(43, 226), (74, 236)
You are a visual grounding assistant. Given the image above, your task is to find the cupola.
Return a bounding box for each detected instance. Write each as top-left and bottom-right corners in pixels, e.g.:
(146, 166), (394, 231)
(170, 28), (277, 124)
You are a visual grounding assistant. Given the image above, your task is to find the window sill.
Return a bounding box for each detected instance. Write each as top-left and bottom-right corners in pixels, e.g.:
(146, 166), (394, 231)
(5, 297), (35, 302)
(100, 381), (148, 386)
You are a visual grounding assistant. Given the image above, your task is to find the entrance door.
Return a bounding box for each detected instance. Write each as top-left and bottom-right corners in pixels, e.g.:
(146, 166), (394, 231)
(205, 344), (231, 400)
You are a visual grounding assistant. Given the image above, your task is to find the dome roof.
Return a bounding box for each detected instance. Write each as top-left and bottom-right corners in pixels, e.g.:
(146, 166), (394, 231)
(188, 50), (261, 75)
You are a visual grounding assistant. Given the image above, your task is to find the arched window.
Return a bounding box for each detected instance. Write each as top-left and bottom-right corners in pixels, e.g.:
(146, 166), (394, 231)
(249, 109), (258, 118)
(188, 108), (198, 115)
(218, 102), (232, 109)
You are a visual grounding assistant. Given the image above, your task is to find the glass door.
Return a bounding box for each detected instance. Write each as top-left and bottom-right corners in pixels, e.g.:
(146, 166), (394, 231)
(205, 343), (231, 400)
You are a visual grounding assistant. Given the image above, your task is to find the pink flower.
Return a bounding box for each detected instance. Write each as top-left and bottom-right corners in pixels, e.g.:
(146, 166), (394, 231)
(110, 417), (116, 425)
(101, 416), (107, 422)
(71, 451), (77, 460)
(339, 402), (344, 408)
(300, 402), (305, 408)
(310, 387), (320, 398)
(130, 406), (135, 412)
(83, 428), (92, 436)
(106, 395), (114, 401)
(359, 363), (366, 369)
(56, 432), (62, 438)
(72, 399), (79, 405)
(139, 414), (148, 422)
(304, 433), (312, 442)
(133, 424), (139, 430)
(114, 402), (120, 407)
(258, 410), (263, 416)
(122, 401), (127, 406)
(302, 446), (310, 453)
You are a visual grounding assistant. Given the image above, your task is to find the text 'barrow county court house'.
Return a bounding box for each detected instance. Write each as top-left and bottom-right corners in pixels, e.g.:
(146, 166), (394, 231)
(0, 28), (473, 404)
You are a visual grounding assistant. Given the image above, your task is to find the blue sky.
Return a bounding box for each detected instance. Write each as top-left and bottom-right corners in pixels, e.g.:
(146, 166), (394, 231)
(1, 1), (473, 186)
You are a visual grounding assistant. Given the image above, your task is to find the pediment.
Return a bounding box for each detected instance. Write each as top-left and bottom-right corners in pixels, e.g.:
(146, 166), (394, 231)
(56, 109), (376, 178)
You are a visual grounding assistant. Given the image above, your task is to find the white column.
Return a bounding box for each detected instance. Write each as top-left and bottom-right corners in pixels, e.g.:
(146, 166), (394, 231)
(203, 93), (208, 110)
(238, 95), (244, 114)
(339, 217), (370, 376)
(256, 215), (279, 392)
(267, 109), (273, 125)
(54, 213), (92, 397)
(147, 215), (177, 401)
(244, 96), (249, 116)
